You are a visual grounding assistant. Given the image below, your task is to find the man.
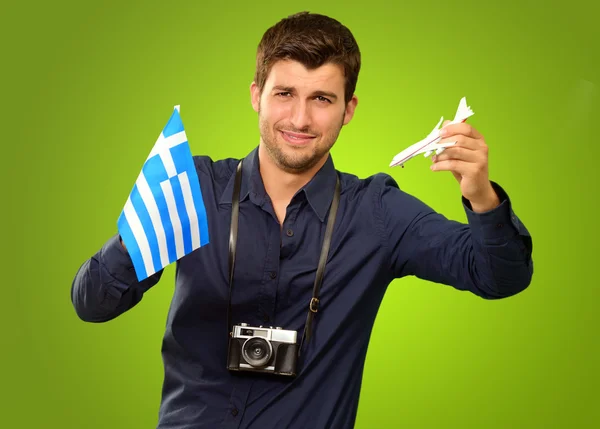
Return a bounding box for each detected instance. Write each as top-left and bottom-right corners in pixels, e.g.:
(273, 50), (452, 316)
(71, 11), (533, 429)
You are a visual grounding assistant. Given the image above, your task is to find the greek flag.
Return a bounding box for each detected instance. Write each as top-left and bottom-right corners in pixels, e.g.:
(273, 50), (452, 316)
(117, 105), (209, 281)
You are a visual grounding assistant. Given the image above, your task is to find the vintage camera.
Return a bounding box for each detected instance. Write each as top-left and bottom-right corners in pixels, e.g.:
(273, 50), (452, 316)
(227, 323), (299, 376)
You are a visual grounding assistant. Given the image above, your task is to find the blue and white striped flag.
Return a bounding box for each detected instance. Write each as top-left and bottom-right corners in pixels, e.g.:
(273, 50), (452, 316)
(117, 105), (209, 281)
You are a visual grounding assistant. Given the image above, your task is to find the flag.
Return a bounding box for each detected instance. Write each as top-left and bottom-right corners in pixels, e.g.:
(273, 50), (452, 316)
(117, 105), (209, 281)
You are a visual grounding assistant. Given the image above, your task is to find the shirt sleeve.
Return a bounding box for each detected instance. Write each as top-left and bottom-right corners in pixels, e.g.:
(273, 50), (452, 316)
(71, 233), (164, 322)
(378, 175), (533, 299)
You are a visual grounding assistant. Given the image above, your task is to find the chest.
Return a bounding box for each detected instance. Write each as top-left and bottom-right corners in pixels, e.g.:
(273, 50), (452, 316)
(172, 195), (389, 331)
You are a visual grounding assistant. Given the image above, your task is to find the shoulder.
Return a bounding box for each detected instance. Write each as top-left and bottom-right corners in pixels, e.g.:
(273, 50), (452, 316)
(338, 169), (435, 222)
(335, 169), (430, 245)
(192, 154), (239, 182)
(337, 169), (408, 202)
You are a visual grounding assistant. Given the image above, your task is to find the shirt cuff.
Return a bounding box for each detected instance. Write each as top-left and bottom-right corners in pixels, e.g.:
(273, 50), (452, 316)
(99, 233), (139, 285)
(462, 181), (523, 242)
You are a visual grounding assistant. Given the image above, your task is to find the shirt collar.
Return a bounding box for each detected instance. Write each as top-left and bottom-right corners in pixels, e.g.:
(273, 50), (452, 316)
(219, 147), (257, 206)
(302, 153), (338, 222)
(219, 146), (339, 222)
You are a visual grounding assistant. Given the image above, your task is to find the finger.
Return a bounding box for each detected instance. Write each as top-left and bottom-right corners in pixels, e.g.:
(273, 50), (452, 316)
(432, 146), (480, 163)
(440, 122), (482, 139)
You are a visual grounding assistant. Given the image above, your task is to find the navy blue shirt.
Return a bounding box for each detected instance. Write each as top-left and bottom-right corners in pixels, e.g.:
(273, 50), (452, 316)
(71, 146), (533, 428)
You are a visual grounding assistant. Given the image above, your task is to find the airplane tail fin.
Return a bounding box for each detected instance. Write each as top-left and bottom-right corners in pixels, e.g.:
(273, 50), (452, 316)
(452, 97), (474, 123)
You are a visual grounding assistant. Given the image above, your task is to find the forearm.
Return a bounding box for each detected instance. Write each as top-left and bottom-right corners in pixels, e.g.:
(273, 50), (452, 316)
(463, 212), (532, 298)
(71, 234), (163, 322)
(450, 183), (533, 297)
(399, 215), (531, 299)
(460, 188), (533, 298)
(389, 182), (533, 299)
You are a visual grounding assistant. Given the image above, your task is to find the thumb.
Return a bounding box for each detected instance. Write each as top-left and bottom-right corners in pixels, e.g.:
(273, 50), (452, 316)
(442, 119), (451, 128)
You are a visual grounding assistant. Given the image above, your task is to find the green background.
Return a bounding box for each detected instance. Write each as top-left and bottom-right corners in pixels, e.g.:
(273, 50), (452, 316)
(2, 0), (598, 427)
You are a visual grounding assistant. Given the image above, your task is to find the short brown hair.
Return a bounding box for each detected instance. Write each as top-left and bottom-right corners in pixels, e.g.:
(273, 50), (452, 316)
(254, 11), (361, 105)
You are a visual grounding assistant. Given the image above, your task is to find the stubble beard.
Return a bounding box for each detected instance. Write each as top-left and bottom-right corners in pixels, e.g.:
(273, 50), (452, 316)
(258, 106), (345, 174)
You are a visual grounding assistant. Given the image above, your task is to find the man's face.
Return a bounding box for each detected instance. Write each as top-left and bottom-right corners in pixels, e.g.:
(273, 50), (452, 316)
(250, 59), (358, 174)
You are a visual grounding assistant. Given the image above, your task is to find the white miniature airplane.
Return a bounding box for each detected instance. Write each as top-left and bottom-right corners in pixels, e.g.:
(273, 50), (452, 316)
(389, 97), (475, 168)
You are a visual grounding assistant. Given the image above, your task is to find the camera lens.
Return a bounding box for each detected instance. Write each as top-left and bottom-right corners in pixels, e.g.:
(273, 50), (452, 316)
(242, 337), (272, 368)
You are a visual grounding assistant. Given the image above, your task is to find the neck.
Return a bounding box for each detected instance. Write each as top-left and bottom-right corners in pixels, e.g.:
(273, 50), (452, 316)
(258, 144), (327, 205)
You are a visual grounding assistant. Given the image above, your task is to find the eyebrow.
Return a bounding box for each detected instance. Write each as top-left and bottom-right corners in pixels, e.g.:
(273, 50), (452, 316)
(272, 85), (338, 101)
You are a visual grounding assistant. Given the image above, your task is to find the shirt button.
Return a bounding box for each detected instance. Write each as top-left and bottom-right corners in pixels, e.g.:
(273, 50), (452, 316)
(286, 229), (294, 237)
(262, 312), (270, 323)
(496, 223), (503, 228)
(269, 271), (277, 279)
(231, 408), (239, 416)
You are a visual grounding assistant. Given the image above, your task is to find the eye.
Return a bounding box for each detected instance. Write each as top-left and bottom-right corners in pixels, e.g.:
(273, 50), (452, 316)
(316, 96), (331, 103)
(276, 92), (291, 97)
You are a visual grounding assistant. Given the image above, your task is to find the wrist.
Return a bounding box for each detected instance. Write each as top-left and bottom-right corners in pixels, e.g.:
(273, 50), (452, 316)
(469, 183), (500, 213)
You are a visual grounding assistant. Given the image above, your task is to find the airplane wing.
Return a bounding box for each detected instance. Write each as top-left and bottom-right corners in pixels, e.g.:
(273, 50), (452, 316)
(425, 116), (444, 139)
(389, 139), (457, 167)
(422, 140), (457, 157)
(417, 140), (457, 158)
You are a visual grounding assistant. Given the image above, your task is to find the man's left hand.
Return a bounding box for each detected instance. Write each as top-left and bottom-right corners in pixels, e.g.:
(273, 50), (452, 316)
(430, 121), (500, 212)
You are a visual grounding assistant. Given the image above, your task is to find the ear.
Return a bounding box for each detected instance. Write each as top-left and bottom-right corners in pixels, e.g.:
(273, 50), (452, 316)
(250, 81), (260, 113)
(342, 95), (358, 125)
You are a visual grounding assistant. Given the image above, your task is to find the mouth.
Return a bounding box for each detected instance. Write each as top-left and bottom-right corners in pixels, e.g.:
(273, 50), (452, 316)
(279, 130), (316, 146)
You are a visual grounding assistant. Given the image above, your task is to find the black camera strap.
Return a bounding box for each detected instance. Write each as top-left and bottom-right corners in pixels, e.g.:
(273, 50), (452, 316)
(227, 159), (341, 358)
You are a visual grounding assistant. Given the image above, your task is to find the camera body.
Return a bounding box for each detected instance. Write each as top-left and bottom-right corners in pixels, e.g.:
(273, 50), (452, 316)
(227, 323), (299, 377)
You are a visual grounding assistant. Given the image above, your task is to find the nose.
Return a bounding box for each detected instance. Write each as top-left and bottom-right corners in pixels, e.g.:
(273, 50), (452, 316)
(289, 99), (311, 131)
